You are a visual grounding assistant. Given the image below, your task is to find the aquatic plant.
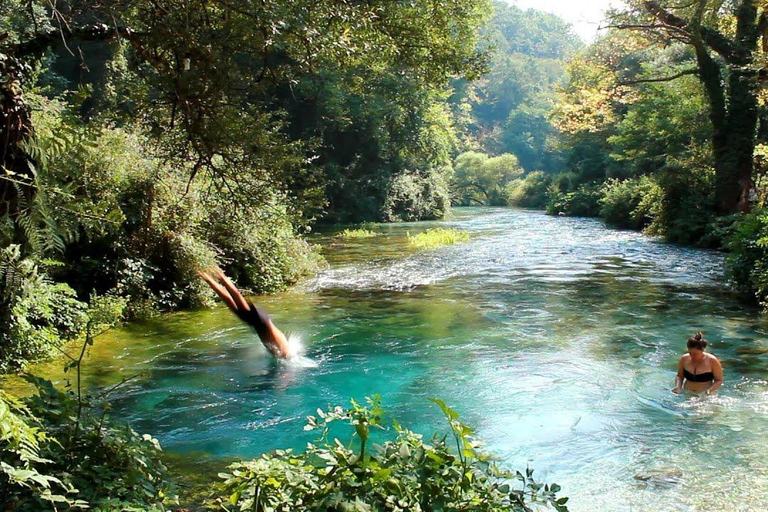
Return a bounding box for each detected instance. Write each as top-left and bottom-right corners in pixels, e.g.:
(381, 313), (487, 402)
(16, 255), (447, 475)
(407, 228), (470, 249)
(338, 228), (379, 239)
(217, 396), (568, 511)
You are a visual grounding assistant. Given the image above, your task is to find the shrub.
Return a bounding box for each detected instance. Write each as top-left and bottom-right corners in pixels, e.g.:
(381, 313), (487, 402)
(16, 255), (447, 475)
(505, 171), (551, 208)
(546, 183), (602, 217)
(724, 209), (768, 306)
(1, 376), (171, 511)
(204, 199), (325, 294)
(643, 165), (716, 246)
(0, 246), (88, 372)
(407, 228), (470, 249)
(0, 388), (75, 510)
(217, 397), (569, 511)
(382, 169), (451, 222)
(1, 298), (170, 511)
(599, 176), (661, 230)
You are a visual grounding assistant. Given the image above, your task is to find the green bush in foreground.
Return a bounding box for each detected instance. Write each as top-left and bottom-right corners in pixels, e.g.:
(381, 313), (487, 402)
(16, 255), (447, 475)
(1, 376), (171, 512)
(407, 228), (470, 249)
(0, 299), (172, 511)
(217, 397), (568, 511)
(0, 375), (171, 512)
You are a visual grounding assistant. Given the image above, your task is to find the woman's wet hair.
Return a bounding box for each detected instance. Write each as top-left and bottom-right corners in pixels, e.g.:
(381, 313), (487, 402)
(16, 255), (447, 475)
(687, 331), (708, 350)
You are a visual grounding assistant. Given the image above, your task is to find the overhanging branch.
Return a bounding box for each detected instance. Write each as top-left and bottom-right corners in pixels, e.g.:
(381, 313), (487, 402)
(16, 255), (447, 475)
(5, 25), (145, 58)
(642, 1), (747, 63)
(618, 68), (698, 85)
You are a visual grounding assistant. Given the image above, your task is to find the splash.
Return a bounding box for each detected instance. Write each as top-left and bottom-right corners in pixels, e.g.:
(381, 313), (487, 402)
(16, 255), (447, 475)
(285, 333), (318, 368)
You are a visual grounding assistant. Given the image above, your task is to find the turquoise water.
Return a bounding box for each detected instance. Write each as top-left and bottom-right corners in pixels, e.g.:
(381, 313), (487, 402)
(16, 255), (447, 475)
(36, 208), (768, 510)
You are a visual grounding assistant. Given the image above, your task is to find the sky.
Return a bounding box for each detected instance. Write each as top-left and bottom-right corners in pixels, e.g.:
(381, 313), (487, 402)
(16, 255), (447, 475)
(508, 0), (624, 42)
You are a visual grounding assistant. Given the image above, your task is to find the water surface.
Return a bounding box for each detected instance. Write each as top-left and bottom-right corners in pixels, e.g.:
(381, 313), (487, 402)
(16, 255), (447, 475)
(24, 208), (768, 511)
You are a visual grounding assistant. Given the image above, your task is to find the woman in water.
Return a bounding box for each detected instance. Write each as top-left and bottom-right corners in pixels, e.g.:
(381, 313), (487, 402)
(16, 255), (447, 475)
(671, 332), (723, 395)
(197, 268), (291, 359)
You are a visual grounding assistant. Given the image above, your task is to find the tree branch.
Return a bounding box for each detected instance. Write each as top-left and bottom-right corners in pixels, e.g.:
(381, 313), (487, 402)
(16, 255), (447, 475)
(5, 25), (145, 58)
(642, 1), (747, 63)
(618, 68), (699, 85)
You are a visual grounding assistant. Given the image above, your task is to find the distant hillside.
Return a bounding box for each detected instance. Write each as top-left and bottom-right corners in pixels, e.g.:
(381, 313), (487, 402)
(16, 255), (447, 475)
(461, 2), (583, 173)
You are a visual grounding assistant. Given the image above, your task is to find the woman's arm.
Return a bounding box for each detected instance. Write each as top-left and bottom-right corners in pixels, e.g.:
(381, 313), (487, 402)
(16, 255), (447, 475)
(706, 357), (724, 395)
(671, 357), (684, 393)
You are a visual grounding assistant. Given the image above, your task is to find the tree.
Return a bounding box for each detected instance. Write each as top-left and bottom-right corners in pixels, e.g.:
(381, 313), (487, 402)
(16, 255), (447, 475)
(459, 1), (582, 170)
(612, 0), (768, 214)
(452, 151), (523, 205)
(1, 0), (492, 245)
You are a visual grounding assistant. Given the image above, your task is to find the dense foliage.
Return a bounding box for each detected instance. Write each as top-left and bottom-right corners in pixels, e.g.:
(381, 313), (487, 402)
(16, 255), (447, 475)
(537, 0), (768, 304)
(0, 376), (170, 511)
(1, 299), (172, 511)
(0, 245), (87, 372)
(452, 152), (523, 206)
(724, 208), (768, 306)
(6, 0), (768, 508)
(0, 0), (494, 369)
(0, 2), (575, 509)
(217, 397), (568, 512)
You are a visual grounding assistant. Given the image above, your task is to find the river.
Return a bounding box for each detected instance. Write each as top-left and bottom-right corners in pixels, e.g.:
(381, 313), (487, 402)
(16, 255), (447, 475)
(26, 207), (768, 511)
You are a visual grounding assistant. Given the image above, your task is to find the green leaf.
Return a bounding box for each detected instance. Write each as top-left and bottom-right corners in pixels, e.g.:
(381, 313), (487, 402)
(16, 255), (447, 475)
(429, 398), (459, 420)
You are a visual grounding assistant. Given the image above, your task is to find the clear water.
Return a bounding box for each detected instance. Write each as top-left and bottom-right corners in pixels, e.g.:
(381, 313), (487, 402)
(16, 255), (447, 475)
(22, 208), (768, 511)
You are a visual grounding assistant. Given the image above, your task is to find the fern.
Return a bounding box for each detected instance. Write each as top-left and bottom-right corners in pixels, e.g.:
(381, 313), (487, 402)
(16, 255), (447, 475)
(7, 151), (74, 257)
(0, 389), (76, 507)
(0, 390), (44, 463)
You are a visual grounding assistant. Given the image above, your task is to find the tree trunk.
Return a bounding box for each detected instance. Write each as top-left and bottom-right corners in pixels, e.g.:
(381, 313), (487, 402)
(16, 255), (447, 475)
(721, 69), (759, 214)
(0, 56), (35, 223)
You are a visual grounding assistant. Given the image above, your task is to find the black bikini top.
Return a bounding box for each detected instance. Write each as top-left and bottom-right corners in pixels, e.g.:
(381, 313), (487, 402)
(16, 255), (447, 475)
(683, 369), (714, 382)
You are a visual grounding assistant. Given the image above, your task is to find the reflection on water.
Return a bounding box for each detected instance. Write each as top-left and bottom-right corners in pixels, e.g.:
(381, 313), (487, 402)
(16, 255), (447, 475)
(12, 207), (768, 511)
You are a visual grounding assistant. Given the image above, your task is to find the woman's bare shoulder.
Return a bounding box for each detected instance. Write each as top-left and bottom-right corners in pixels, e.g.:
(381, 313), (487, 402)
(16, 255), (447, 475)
(707, 353), (722, 364)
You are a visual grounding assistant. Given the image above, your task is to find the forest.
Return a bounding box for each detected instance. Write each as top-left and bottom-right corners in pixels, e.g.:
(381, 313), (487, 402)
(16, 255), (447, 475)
(2, 0), (768, 510)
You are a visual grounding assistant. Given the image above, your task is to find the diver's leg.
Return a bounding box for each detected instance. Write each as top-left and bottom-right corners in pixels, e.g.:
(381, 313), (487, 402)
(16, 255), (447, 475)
(198, 270), (239, 311)
(215, 269), (251, 311)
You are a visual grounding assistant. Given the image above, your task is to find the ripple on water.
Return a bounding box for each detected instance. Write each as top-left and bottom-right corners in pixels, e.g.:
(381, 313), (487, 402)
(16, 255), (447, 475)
(33, 207), (768, 512)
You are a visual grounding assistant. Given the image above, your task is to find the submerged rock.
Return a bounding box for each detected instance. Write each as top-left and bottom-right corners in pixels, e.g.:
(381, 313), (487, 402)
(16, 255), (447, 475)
(734, 345), (768, 355)
(634, 468), (683, 487)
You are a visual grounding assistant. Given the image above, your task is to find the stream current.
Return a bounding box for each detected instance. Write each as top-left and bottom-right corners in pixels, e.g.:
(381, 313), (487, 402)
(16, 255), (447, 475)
(33, 208), (768, 511)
